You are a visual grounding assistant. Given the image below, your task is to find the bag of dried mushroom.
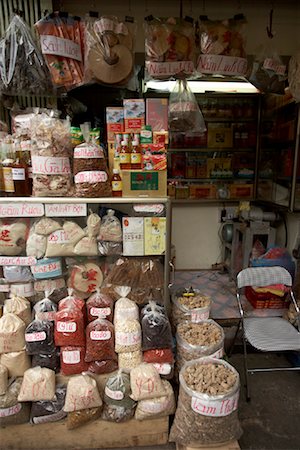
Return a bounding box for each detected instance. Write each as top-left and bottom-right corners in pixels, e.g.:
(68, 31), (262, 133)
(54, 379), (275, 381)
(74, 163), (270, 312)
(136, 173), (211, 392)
(169, 357), (242, 446)
(172, 288), (211, 329)
(176, 320), (224, 372)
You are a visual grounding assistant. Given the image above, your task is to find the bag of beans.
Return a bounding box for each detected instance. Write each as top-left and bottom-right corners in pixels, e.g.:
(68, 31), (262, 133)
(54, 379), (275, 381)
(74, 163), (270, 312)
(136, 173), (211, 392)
(172, 288), (211, 329)
(102, 370), (136, 422)
(34, 217), (61, 236)
(85, 318), (115, 362)
(73, 123), (111, 198)
(115, 318), (142, 354)
(64, 373), (103, 412)
(118, 350), (143, 372)
(55, 303), (85, 347)
(0, 313), (26, 353)
(0, 378), (31, 426)
(141, 302), (173, 351)
(176, 320), (224, 372)
(86, 290), (113, 323)
(3, 294), (31, 326)
(114, 287), (139, 325)
(25, 319), (55, 355)
(169, 357), (242, 446)
(60, 346), (88, 376)
(30, 385), (67, 424)
(135, 379), (175, 420)
(33, 293), (57, 321)
(18, 366), (56, 402)
(130, 363), (166, 401)
(32, 348), (60, 373)
(0, 363), (8, 395)
(0, 350), (31, 377)
(88, 358), (118, 375)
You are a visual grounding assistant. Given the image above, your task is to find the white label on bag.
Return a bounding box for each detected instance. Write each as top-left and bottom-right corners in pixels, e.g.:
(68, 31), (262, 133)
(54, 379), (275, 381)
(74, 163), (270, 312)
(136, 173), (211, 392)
(105, 387), (124, 400)
(74, 146), (103, 158)
(62, 350), (81, 364)
(191, 390), (239, 417)
(197, 55), (247, 76)
(40, 35), (82, 61)
(0, 284), (9, 292)
(48, 230), (69, 244)
(34, 277), (65, 292)
(74, 171), (108, 184)
(90, 330), (111, 340)
(57, 321), (77, 333)
(0, 256), (36, 266)
(146, 60), (195, 77)
(133, 204), (164, 214)
(12, 168), (25, 180)
(90, 307), (111, 317)
(191, 309), (210, 323)
(115, 330), (141, 346)
(32, 156), (71, 175)
(36, 311), (56, 321)
(45, 203), (87, 217)
(0, 203), (44, 217)
(25, 331), (46, 342)
(10, 282), (35, 297)
(141, 398), (169, 413)
(0, 403), (22, 417)
(153, 363), (172, 375)
(263, 58), (286, 75)
(210, 347), (224, 359)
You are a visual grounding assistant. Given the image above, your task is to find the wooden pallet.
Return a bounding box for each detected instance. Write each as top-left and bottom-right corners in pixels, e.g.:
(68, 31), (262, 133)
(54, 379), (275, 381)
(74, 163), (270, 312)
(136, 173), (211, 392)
(1, 416), (169, 449)
(176, 440), (240, 450)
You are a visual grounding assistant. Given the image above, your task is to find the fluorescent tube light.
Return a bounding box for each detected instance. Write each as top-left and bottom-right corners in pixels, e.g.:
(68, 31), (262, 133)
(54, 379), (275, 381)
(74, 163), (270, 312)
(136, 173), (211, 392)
(144, 78), (260, 94)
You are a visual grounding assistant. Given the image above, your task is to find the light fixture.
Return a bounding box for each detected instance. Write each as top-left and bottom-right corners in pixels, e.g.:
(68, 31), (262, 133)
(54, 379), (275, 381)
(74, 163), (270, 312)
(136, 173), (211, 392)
(144, 77), (260, 94)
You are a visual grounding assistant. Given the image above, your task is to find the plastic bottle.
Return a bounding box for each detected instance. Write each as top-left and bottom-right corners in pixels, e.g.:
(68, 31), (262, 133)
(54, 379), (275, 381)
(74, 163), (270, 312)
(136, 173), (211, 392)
(111, 169), (122, 197)
(119, 140), (131, 170)
(14, 139), (31, 196)
(130, 140), (142, 170)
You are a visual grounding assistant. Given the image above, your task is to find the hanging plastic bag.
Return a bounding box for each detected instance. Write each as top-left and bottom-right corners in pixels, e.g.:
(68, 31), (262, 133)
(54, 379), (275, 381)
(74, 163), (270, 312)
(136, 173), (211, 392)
(168, 79), (206, 133)
(249, 40), (286, 93)
(0, 14), (52, 95)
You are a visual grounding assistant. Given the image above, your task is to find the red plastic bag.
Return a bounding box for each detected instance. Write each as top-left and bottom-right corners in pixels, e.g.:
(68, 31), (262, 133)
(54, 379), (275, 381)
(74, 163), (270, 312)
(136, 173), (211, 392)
(54, 306), (85, 347)
(58, 292), (87, 324)
(85, 319), (115, 362)
(60, 346), (88, 376)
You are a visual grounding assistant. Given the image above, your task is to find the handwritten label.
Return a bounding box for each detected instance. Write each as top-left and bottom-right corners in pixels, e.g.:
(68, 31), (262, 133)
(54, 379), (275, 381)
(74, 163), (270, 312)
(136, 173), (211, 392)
(40, 35), (82, 61)
(90, 307), (111, 318)
(0, 284), (10, 292)
(74, 171), (108, 184)
(0, 202), (44, 218)
(263, 58), (286, 75)
(74, 146), (103, 159)
(191, 390), (239, 417)
(115, 330), (141, 346)
(36, 311), (56, 321)
(211, 347), (224, 359)
(48, 230), (69, 244)
(105, 387), (124, 400)
(191, 308), (210, 323)
(62, 350), (80, 364)
(0, 256), (36, 266)
(34, 277), (65, 292)
(146, 60), (195, 77)
(0, 403), (22, 417)
(25, 331), (46, 342)
(90, 330), (111, 340)
(45, 203), (87, 217)
(10, 282), (35, 297)
(32, 156), (71, 175)
(57, 321), (77, 333)
(133, 204), (165, 214)
(31, 258), (62, 279)
(197, 55), (247, 76)
(153, 363), (172, 376)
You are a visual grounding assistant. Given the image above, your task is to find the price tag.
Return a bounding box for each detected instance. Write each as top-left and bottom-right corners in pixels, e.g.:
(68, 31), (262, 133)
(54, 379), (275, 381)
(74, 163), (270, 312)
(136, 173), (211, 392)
(25, 331), (46, 342)
(90, 330), (111, 340)
(0, 203), (44, 217)
(105, 387), (124, 400)
(62, 350), (80, 364)
(133, 204), (165, 214)
(57, 322), (77, 333)
(90, 307), (111, 317)
(31, 258), (62, 279)
(45, 203), (87, 217)
(10, 283), (35, 297)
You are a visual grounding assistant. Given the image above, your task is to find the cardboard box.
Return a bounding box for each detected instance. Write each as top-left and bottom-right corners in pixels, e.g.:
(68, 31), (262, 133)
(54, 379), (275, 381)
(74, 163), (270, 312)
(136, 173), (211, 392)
(175, 186), (189, 199)
(123, 99), (145, 133)
(189, 184), (217, 199)
(144, 217), (166, 255)
(122, 217), (144, 255)
(122, 170), (167, 198)
(146, 98), (168, 131)
(207, 123), (233, 148)
(142, 154), (167, 171)
(106, 107), (124, 142)
(207, 158), (232, 178)
(230, 183), (253, 198)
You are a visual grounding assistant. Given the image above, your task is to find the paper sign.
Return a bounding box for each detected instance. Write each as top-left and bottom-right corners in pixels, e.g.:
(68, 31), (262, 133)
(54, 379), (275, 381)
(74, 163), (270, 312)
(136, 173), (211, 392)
(10, 283), (35, 297)
(74, 171), (108, 183)
(45, 203), (87, 217)
(133, 204), (165, 214)
(197, 55), (247, 76)
(32, 156), (71, 175)
(191, 390), (239, 417)
(146, 60), (195, 77)
(40, 35), (82, 61)
(0, 256), (36, 266)
(31, 258), (62, 279)
(0, 203), (44, 217)
(122, 217), (144, 256)
(74, 146), (103, 159)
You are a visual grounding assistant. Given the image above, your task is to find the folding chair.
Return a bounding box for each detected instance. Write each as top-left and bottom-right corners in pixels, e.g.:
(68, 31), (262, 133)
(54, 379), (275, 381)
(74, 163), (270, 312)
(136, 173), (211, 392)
(235, 266), (300, 401)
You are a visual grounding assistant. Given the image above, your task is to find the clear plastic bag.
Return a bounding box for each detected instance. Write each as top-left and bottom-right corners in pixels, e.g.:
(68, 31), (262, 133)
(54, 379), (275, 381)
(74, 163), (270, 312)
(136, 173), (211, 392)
(88, 358), (118, 375)
(0, 378), (31, 426)
(64, 374), (103, 412)
(135, 379), (175, 420)
(130, 362), (166, 401)
(3, 265), (33, 283)
(32, 348), (60, 373)
(74, 213), (101, 256)
(0, 363), (8, 395)
(118, 350), (142, 372)
(60, 346), (87, 376)
(0, 313), (26, 353)
(30, 385), (67, 424)
(86, 290), (113, 323)
(0, 14), (52, 95)
(98, 209), (122, 242)
(4, 294), (31, 325)
(169, 79), (207, 133)
(115, 318), (142, 354)
(98, 241), (123, 256)
(33, 293), (57, 322)
(26, 225), (47, 259)
(18, 366), (56, 402)
(169, 358), (242, 446)
(171, 288), (211, 329)
(85, 318), (116, 362)
(114, 287), (139, 324)
(54, 303), (85, 347)
(141, 301), (173, 351)
(25, 319), (55, 355)
(104, 370), (136, 409)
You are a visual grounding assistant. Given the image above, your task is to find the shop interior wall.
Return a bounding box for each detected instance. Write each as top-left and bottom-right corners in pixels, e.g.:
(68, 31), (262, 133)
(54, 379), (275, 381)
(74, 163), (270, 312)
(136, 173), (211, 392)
(53, 0), (300, 270)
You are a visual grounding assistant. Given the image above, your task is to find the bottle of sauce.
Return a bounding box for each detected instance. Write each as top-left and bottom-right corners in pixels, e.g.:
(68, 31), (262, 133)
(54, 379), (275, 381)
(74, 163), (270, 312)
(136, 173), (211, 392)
(130, 140), (142, 170)
(119, 140), (131, 170)
(14, 139), (31, 196)
(111, 169), (122, 197)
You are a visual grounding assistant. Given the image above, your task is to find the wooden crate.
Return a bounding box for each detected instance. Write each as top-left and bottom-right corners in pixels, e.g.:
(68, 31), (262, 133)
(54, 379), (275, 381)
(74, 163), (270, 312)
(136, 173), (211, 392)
(1, 416), (169, 449)
(176, 440), (240, 450)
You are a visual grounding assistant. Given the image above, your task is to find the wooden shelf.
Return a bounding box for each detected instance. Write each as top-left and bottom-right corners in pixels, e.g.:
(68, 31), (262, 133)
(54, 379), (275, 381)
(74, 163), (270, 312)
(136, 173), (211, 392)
(0, 196), (170, 204)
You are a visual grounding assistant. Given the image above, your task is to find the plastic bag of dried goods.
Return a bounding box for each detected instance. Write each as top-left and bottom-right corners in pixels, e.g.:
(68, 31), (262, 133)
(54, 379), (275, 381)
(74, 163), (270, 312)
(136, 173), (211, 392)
(135, 379), (175, 420)
(114, 287), (139, 324)
(60, 346), (88, 376)
(176, 320), (224, 372)
(25, 319), (55, 355)
(115, 317), (141, 354)
(18, 366), (56, 402)
(98, 240), (123, 256)
(98, 209), (122, 242)
(0, 350), (31, 377)
(143, 348), (174, 364)
(0, 219), (29, 256)
(102, 370), (136, 423)
(45, 221), (85, 257)
(3, 265), (33, 283)
(169, 357), (242, 446)
(55, 302), (85, 347)
(0, 378), (31, 426)
(33, 293), (57, 322)
(86, 290), (113, 323)
(141, 301), (173, 351)
(0, 313), (26, 353)
(30, 385), (67, 424)
(0, 363), (8, 394)
(26, 225), (47, 259)
(67, 406), (102, 429)
(3, 294), (31, 326)
(130, 363), (166, 401)
(64, 373), (103, 412)
(118, 350), (143, 372)
(88, 358), (118, 375)
(32, 348), (60, 373)
(74, 212), (101, 257)
(85, 318), (116, 362)
(58, 289), (87, 323)
(171, 288), (211, 328)
(34, 217), (61, 236)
